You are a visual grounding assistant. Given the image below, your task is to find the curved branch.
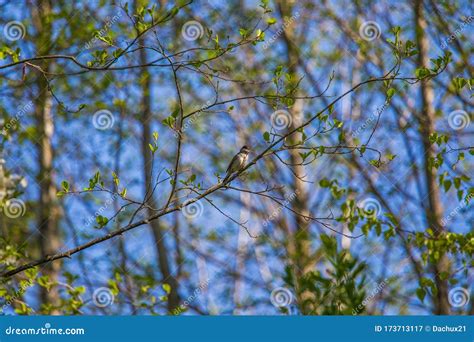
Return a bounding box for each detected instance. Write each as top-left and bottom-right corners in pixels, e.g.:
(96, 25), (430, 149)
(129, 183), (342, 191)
(0, 70), (438, 279)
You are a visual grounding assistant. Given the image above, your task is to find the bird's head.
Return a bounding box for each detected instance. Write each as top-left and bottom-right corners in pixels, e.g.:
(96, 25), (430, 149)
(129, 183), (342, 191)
(240, 145), (251, 155)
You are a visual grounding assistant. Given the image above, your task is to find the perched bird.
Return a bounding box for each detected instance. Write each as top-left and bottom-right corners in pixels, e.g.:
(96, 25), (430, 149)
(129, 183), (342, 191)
(222, 145), (251, 183)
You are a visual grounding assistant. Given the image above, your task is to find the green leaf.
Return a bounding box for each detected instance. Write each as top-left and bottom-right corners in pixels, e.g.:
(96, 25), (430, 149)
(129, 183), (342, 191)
(108, 279), (120, 296)
(457, 190), (463, 201)
(171, 107), (180, 118)
(333, 119), (343, 128)
(37, 275), (52, 291)
(112, 172), (119, 186)
(95, 215), (109, 228)
(61, 181), (70, 192)
(120, 188), (127, 197)
(299, 152), (311, 162)
(263, 131), (270, 142)
(319, 179), (331, 187)
(443, 179), (452, 192)
(25, 267), (38, 280)
(162, 116), (176, 129)
(239, 28), (248, 38)
(266, 17), (277, 25)
(453, 177), (461, 189)
(375, 223), (382, 236)
(386, 88), (395, 98)
(162, 283), (171, 294)
(113, 48), (124, 58)
(391, 26), (401, 35)
(416, 288), (426, 302)
(438, 272), (449, 280)
(415, 68), (430, 79)
(76, 286), (86, 295)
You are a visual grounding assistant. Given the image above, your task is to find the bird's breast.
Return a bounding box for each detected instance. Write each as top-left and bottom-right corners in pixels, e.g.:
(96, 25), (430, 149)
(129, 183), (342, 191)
(240, 154), (248, 165)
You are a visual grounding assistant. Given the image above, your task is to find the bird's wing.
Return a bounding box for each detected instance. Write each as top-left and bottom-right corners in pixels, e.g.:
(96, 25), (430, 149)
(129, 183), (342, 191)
(225, 154), (239, 174)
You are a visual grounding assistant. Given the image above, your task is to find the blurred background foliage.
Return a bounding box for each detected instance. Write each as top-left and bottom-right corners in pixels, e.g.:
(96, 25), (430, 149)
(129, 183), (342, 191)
(0, 0), (472, 315)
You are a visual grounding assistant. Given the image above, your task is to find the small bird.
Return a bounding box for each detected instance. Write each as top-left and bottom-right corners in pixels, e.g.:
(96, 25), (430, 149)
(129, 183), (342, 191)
(222, 145), (251, 183)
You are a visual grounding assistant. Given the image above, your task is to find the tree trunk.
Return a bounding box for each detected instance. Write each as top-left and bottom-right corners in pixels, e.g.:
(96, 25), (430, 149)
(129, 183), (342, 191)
(32, 0), (62, 314)
(414, 0), (450, 315)
(137, 25), (180, 312)
(277, 1), (313, 314)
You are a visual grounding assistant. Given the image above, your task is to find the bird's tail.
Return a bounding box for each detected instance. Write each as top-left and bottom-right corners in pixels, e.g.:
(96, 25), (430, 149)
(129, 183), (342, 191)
(222, 171), (231, 183)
